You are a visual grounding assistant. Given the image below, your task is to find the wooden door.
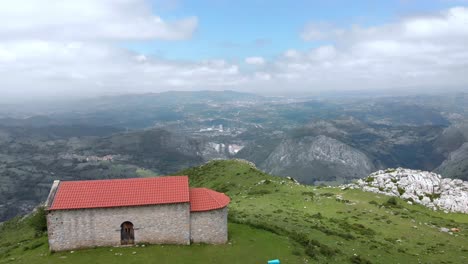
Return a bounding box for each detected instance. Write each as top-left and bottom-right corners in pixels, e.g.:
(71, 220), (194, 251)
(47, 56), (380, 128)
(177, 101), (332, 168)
(120, 222), (135, 245)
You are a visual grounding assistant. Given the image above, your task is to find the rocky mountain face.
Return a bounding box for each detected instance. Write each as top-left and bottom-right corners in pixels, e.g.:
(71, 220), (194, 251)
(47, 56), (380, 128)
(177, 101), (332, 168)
(242, 118), (449, 184)
(261, 135), (375, 184)
(435, 143), (468, 180)
(348, 168), (468, 213)
(434, 122), (468, 180)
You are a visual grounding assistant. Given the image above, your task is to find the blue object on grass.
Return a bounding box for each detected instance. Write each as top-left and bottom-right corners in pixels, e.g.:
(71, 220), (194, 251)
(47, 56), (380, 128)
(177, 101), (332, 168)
(267, 260), (280, 264)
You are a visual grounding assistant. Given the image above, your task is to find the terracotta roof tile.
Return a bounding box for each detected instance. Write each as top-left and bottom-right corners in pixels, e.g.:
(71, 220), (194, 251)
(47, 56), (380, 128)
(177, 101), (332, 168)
(190, 188), (230, 212)
(49, 176), (190, 210)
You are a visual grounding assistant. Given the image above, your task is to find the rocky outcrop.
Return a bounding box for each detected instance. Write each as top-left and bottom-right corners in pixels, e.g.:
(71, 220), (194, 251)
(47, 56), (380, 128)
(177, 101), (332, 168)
(348, 168), (468, 213)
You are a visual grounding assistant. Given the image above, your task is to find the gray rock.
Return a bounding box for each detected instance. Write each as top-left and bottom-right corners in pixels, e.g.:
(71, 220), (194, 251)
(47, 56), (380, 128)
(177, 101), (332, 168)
(347, 168), (468, 214)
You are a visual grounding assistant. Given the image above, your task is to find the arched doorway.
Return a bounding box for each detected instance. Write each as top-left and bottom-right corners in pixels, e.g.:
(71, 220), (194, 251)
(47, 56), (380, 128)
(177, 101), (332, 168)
(120, 221), (135, 245)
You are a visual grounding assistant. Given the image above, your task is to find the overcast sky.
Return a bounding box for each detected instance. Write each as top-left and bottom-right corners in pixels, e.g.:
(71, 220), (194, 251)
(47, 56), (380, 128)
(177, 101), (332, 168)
(0, 0), (467, 101)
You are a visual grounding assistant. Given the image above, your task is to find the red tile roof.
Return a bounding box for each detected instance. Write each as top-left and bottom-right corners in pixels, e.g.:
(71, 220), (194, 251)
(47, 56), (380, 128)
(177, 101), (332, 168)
(49, 176), (190, 210)
(189, 188), (230, 212)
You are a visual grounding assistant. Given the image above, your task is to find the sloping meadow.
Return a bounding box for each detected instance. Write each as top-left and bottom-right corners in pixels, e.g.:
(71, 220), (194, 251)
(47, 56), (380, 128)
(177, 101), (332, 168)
(181, 160), (468, 263)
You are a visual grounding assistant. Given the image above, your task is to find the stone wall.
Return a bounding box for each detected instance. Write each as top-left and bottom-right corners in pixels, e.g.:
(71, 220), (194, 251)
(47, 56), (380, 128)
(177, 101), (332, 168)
(190, 207), (228, 244)
(47, 203), (190, 251)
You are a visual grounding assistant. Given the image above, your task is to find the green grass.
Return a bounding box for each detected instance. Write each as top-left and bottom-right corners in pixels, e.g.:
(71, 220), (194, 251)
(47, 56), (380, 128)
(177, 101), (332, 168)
(0, 223), (305, 264)
(181, 160), (468, 263)
(2, 159), (468, 264)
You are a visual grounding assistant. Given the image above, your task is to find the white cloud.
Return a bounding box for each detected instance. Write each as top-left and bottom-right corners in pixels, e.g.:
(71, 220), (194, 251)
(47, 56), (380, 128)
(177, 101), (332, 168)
(300, 22), (343, 41)
(0, 41), (245, 99)
(301, 6), (468, 43)
(283, 49), (300, 59)
(245, 56), (265, 65)
(254, 72), (272, 81)
(0, 0), (197, 41)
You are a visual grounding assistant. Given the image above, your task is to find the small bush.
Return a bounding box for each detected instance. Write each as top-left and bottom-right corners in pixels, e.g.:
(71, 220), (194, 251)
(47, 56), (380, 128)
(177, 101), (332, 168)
(29, 207), (47, 236)
(350, 223), (376, 236)
(213, 182), (236, 193)
(333, 218), (376, 237)
(365, 177), (375, 183)
(368, 200), (379, 206)
(397, 187), (405, 196)
(311, 212), (323, 219)
(290, 231), (309, 246)
(248, 189), (272, 196)
(383, 197), (399, 208)
(319, 244), (340, 256)
(397, 247), (407, 253)
(291, 248), (302, 256)
(336, 198), (351, 203)
(302, 191), (315, 199)
(426, 193), (441, 202)
(305, 245), (318, 259)
(350, 255), (372, 264)
(339, 233), (355, 240)
(304, 239), (339, 258)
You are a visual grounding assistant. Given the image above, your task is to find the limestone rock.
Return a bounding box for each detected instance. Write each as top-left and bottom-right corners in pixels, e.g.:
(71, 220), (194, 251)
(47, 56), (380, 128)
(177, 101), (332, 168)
(346, 168), (468, 214)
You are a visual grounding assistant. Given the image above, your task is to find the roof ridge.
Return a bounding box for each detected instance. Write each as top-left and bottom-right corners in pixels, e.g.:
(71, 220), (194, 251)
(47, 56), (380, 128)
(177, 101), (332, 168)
(60, 175), (188, 183)
(59, 175), (188, 183)
(203, 188), (223, 208)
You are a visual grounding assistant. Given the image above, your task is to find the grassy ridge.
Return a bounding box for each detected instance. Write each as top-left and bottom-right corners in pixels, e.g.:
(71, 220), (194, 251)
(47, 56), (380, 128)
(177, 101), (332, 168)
(181, 160), (468, 263)
(1, 159), (467, 263)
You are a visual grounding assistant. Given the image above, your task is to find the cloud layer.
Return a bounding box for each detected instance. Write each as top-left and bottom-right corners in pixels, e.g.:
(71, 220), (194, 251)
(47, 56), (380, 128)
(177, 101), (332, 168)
(0, 2), (467, 100)
(0, 0), (197, 41)
(245, 56), (266, 65)
(276, 6), (468, 91)
(253, 6), (468, 93)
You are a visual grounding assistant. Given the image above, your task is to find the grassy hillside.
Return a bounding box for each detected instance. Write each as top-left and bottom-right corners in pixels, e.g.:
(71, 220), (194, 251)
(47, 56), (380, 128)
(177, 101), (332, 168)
(181, 160), (468, 263)
(1, 159), (468, 263)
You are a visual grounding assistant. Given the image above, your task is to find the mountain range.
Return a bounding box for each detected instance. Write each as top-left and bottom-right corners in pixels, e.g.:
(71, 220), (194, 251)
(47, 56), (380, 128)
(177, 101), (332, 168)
(0, 90), (468, 221)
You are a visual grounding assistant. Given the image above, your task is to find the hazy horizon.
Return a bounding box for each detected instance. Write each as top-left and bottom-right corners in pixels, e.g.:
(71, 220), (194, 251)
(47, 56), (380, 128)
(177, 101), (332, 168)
(1, 86), (467, 105)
